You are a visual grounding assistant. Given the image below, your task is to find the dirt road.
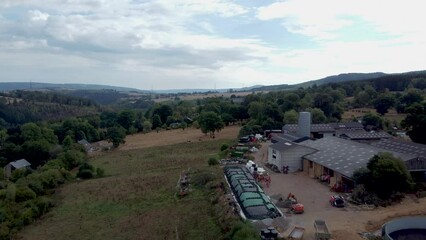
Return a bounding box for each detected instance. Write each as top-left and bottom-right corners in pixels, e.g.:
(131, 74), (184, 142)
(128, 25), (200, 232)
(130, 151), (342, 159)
(252, 142), (426, 240)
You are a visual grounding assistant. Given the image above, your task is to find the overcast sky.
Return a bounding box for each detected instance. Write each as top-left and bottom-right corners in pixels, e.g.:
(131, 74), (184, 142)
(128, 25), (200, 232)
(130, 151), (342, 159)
(0, 0), (425, 90)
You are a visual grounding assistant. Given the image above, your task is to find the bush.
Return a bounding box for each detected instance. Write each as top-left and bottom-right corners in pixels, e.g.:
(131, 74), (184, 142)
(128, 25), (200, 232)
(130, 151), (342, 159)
(15, 186), (36, 202)
(220, 144), (229, 152)
(10, 169), (32, 182)
(192, 170), (216, 187)
(96, 168), (105, 178)
(208, 157), (219, 166)
(227, 221), (259, 240)
(77, 169), (94, 179)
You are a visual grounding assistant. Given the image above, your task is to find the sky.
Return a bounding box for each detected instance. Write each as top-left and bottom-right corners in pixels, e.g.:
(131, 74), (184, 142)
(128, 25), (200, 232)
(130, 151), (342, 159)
(0, 0), (425, 90)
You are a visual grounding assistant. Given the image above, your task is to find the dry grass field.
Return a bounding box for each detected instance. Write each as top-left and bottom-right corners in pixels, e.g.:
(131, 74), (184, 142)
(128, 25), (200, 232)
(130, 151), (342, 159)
(18, 127), (240, 240)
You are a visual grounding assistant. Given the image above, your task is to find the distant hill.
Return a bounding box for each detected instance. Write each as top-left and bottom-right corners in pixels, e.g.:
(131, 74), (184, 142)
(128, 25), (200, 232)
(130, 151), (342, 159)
(0, 82), (145, 92)
(294, 72), (387, 88)
(252, 72), (387, 91)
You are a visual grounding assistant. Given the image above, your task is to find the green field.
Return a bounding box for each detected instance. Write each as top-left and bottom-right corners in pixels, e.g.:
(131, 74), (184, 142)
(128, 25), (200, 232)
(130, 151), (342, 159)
(18, 140), (235, 240)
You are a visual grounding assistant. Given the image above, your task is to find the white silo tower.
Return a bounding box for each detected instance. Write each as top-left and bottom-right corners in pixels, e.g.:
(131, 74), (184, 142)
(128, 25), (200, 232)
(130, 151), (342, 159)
(298, 112), (311, 138)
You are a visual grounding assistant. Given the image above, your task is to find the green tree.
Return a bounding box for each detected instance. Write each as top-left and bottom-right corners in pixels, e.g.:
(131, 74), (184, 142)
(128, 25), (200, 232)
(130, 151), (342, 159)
(0, 129), (7, 149)
(374, 93), (395, 115)
(283, 110), (298, 124)
(142, 120), (152, 133)
(62, 135), (74, 150)
(106, 126), (126, 148)
(151, 114), (162, 130)
(364, 153), (413, 199)
(280, 93), (300, 112)
(401, 102), (426, 144)
(313, 93), (334, 117)
(361, 112), (383, 130)
(117, 110), (136, 132)
(198, 111), (224, 137)
(152, 104), (173, 124)
(309, 108), (327, 123)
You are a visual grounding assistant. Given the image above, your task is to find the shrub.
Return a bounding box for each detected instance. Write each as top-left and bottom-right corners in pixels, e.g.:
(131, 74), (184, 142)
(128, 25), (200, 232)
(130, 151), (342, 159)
(220, 144), (229, 152)
(77, 169), (94, 179)
(208, 157), (219, 166)
(227, 221), (259, 240)
(10, 169), (31, 183)
(15, 186), (36, 202)
(96, 168), (105, 178)
(192, 170), (216, 187)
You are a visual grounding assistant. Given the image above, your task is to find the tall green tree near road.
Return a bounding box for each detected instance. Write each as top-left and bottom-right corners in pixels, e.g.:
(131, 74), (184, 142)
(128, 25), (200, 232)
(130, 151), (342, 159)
(401, 102), (426, 144)
(198, 111), (224, 137)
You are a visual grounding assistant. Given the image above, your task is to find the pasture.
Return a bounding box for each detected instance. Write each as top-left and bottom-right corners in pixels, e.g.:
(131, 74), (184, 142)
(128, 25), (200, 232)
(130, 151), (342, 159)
(18, 127), (240, 240)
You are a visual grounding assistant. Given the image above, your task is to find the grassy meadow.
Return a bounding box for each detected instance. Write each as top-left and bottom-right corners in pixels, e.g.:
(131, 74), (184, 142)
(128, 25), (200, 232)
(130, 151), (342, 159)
(18, 139), (235, 240)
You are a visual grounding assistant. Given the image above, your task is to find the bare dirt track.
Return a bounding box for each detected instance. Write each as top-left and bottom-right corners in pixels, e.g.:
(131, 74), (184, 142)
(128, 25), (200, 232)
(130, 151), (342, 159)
(252, 142), (426, 240)
(119, 125), (241, 150)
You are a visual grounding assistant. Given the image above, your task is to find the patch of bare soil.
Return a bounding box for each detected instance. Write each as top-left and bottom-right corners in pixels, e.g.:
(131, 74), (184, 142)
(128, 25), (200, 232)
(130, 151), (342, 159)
(119, 125), (240, 151)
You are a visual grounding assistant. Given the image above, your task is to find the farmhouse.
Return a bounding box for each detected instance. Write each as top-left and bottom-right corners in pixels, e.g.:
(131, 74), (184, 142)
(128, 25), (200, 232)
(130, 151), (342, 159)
(4, 159), (31, 179)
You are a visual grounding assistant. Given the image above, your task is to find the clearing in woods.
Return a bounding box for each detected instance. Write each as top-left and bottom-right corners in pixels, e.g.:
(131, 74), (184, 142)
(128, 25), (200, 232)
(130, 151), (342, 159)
(18, 126), (240, 240)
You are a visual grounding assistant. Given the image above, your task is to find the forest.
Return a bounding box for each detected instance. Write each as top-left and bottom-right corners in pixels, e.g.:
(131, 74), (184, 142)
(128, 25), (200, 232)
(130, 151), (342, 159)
(0, 73), (425, 238)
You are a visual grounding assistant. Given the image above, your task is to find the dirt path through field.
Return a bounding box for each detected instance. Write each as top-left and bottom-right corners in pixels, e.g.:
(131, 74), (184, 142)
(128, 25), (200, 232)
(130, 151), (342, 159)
(119, 125), (241, 150)
(252, 142), (426, 240)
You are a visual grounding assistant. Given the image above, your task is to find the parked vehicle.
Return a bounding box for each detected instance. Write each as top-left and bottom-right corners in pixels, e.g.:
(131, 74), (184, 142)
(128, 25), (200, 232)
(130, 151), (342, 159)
(329, 195), (345, 208)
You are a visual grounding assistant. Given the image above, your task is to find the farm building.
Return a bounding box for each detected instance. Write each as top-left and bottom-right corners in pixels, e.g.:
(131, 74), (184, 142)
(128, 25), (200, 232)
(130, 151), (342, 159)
(299, 137), (417, 190)
(4, 159), (31, 179)
(283, 119), (365, 140)
(268, 141), (317, 173)
(372, 139), (426, 181)
(338, 130), (392, 143)
(78, 139), (93, 152)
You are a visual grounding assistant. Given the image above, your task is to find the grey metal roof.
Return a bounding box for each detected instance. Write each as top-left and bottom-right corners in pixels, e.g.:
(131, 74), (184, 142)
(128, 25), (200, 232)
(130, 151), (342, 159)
(299, 137), (416, 178)
(9, 159), (31, 169)
(283, 124), (335, 133)
(372, 139), (426, 159)
(338, 130), (392, 140)
(78, 139), (90, 145)
(272, 133), (309, 143)
(270, 141), (299, 152)
(329, 122), (364, 130)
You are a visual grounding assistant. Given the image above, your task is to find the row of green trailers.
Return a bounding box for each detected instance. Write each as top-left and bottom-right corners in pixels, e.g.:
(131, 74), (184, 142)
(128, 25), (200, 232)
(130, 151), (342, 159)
(224, 166), (283, 220)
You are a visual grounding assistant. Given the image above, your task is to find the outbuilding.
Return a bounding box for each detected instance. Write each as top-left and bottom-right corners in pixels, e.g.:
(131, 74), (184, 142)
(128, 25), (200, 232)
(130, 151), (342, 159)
(268, 141), (317, 173)
(4, 159), (31, 179)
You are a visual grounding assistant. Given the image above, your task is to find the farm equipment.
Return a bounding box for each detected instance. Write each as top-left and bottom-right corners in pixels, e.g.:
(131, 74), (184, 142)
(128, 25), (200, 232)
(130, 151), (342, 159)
(314, 219), (331, 240)
(329, 195), (345, 208)
(288, 226), (305, 240)
(276, 193), (304, 214)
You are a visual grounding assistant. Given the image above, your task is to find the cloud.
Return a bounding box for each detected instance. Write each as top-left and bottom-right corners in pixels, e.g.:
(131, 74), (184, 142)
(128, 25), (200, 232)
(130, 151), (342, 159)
(257, 0), (426, 42)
